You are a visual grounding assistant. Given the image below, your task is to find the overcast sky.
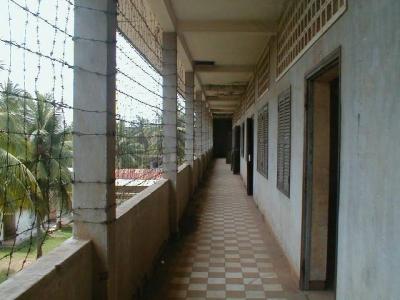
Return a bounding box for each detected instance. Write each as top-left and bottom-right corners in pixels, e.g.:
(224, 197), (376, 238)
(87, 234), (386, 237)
(0, 0), (167, 127)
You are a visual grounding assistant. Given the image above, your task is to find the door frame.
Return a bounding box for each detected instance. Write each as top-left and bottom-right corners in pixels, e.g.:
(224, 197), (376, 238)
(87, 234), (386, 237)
(246, 117), (254, 195)
(300, 47), (342, 291)
(233, 125), (241, 174)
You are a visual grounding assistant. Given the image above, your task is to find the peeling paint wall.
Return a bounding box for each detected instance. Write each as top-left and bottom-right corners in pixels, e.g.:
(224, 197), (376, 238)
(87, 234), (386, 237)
(236, 0), (400, 298)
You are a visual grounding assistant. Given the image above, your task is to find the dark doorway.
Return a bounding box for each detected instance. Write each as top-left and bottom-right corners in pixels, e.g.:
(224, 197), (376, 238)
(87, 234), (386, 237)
(213, 118), (232, 158)
(301, 49), (340, 296)
(232, 126), (240, 174)
(246, 117), (254, 195)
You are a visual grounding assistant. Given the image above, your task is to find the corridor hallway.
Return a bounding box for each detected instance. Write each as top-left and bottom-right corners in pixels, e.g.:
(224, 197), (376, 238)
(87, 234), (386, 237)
(147, 159), (333, 300)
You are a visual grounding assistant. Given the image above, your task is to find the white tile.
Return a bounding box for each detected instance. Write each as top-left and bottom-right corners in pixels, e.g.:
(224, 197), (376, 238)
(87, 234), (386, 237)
(263, 284), (283, 291)
(208, 277), (226, 284)
(245, 290), (266, 299)
(226, 272), (243, 278)
(191, 272), (208, 278)
(206, 290), (226, 299)
(226, 284), (245, 291)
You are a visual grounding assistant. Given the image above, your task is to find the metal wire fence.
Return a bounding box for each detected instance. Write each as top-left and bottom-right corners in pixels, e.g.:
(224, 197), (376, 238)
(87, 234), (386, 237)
(0, 0), (187, 281)
(177, 92), (186, 166)
(0, 0), (74, 281)
(115, 30), (164, 202)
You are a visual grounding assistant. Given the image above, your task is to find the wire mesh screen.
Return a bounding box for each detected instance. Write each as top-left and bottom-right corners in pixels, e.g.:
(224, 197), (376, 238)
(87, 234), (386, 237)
(0, 0), (74, 281)
(117, 0), (162, 73)
(115, 31), (163, 203)
(115, 0), (166, 203)
(177, 93), (186, 166)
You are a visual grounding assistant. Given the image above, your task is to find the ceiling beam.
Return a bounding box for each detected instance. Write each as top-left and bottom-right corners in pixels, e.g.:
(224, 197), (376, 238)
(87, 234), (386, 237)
(177, 20), (278, 34)
(148, 0), (207, 97)
(204, 84), (247, 92)
(196, 65), (255, 73)
(210, 103), (239, 108)
(212, 109), (236, 113)
(207, 96), (242, 101)
(208, 99), (240, 104)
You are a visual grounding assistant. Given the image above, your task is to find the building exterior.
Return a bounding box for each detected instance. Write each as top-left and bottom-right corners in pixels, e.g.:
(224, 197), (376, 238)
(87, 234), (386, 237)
(0, 0), (399, 299)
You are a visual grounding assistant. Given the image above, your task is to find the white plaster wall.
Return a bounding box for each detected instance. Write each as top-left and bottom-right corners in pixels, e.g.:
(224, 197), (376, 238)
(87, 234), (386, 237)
(234, 1), (400, 298)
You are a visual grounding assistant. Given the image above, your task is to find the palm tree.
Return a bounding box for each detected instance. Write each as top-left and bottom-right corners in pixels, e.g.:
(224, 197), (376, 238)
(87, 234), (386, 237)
(26, 93), (72, 257)
(0, 82), (44, 240)
(116, 120), (144, 169)
(0, 83), (72, 258)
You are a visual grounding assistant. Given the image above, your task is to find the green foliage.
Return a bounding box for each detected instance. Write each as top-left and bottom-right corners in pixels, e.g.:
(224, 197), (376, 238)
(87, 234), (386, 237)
(0, 81), (72, 221)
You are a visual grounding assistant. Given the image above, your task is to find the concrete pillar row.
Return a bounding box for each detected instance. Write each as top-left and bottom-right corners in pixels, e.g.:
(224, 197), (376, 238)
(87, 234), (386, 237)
(184, 72), (194, 166)
(162, 32), (178, 235)
(73, 1), (117, 299)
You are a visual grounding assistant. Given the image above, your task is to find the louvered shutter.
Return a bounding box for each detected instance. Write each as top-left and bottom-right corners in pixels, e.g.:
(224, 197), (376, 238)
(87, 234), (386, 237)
(263, 105), (269, 177)
(257, 112), (263, 172)
(277, 88), (291, 197)
(257, 105), (268, 178)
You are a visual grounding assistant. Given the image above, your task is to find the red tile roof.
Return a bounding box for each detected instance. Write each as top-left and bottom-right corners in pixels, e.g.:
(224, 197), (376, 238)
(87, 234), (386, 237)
(115, 169), (163, 180)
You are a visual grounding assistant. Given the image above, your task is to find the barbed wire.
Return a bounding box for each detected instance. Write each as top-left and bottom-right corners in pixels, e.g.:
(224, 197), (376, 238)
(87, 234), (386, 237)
(0, 0), (193, 282)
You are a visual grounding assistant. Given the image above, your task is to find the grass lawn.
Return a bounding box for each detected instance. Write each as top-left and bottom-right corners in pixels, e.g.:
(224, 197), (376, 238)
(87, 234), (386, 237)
(0, 226), (72, 284)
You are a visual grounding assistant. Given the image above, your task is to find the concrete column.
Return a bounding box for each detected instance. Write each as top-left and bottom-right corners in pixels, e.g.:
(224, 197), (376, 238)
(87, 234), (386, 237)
(184, 72), (194, 166)
(162, 32), (178, 234)
(73, 1), (116, 299)
(194, 91), (202, 157)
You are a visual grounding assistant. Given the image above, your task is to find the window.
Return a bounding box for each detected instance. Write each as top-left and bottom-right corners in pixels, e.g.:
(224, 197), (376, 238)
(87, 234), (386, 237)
(277, 88), (291, 197)
(257, 104), (269, 177)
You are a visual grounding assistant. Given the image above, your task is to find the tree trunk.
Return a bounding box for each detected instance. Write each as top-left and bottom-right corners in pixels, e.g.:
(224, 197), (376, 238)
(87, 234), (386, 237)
(36, 215), (43, 259)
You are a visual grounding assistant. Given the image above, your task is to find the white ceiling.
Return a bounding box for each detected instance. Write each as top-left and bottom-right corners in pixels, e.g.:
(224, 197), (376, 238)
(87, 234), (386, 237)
(147, 0), (289, 115)
(171, 0), (286, 22)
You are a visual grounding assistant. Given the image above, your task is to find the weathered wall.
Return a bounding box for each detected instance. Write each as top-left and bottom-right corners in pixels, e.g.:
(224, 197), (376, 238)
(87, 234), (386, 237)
(192, 158), (200, 191)
(0, 239), (92, 300)
(115, 179), (170, 299)
(115, 156), (210, 299)
(0, 139), (211, 300)
(236, 0), (400, 299)
(177, 163), (191, 220)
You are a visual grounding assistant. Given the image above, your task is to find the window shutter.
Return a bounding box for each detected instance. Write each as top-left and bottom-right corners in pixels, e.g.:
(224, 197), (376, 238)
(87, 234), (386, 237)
(263, 105), (269, 177)
(257, 112), (263, 172)
(257, 104), (268, 178)
(277, 88), (291, 197)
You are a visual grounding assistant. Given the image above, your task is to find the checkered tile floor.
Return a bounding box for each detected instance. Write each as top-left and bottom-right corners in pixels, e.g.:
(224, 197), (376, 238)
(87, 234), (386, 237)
(149, 159), (308, 300)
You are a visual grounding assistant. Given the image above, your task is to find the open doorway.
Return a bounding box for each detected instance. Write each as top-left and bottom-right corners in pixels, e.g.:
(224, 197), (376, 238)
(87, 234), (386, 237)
(212, 118), (232, 159)
(301, 49), (341, 296)
(232, 125), (241, 174)
(246, 117), (254, 195)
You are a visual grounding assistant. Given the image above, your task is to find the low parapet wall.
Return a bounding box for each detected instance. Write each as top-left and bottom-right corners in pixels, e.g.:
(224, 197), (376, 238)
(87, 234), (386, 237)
(0, 154), (213, 300)
(0, 239), (93, 300)
(115, 179), (170, 299)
